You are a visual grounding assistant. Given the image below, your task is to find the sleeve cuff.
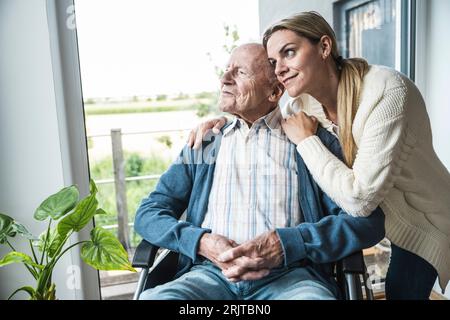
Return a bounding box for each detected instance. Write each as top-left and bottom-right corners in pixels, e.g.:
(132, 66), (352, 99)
(179, 225), (211, 263)
(296, 135), (329, 158)
(276, 227), (307, 266)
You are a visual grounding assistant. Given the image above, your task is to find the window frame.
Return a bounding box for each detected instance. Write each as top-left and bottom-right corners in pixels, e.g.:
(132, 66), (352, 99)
(47, 0), (101, 300)
(333, 0), (417, 80)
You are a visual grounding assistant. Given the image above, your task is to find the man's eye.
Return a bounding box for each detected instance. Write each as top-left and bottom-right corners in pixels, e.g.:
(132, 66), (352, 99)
(268, 60), (276, 68)
(238, 69), (246, 75)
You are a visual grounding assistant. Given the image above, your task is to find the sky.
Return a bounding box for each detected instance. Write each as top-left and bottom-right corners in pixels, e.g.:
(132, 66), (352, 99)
(74, 0), (260, 99)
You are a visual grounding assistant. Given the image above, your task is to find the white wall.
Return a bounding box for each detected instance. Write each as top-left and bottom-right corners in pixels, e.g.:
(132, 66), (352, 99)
(0, 0), (63, 299)
(416, 0), (450, 299)
(259, 0), (334, 34)
(0, 0), (99, 300)
(417, 0), (450, 171)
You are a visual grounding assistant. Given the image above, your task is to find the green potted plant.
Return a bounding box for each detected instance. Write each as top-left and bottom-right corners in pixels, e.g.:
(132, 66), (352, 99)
(0, 180), (136, 300)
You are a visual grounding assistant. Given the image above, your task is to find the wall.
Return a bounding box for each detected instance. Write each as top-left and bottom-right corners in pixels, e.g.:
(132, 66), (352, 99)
(259, 0), (334, 34)
(0, 0), (99, 300)
(417, 0), (450, 298)
(418, 0), (450, 171)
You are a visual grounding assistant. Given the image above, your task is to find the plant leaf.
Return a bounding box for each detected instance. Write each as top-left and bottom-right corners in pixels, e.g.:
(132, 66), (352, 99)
(0, 213), (14, 244)
(57, 194), (98, 238)
(0, 213), (13, 230)
(12, 222), (37, 240)
(89, 179), (98, 194)
(36, 229), (52, 252)
(0, 252), (43, 269)
(34, 185), (79, 221)
(8, 286), (36, 300)
(95, 208), (107, 216)
(36, 228), (64, 258)
(81, 227), (136, 272)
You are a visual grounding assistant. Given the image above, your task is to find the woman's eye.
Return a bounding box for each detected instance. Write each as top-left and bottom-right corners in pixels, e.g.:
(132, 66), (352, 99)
(285, 49), (295, 57)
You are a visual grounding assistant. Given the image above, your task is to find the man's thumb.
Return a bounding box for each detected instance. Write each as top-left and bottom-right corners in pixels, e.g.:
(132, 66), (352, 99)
(218, 248), (238, 262)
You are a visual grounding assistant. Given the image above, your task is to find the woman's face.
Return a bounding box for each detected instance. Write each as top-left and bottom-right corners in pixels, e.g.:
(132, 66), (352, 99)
(266, 29), (323, 97)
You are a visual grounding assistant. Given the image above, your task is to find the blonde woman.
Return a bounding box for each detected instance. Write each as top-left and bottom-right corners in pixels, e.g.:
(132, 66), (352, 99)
(188, 12), (450, 299)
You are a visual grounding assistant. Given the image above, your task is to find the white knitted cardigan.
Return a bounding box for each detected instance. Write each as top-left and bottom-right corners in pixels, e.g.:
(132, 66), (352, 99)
(284, 65), (450, 292)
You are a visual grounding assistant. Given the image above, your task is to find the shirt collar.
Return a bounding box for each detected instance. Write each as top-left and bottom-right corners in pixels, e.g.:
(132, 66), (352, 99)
(263, 106), (283, 132)
(223, 106), (283, 137)
(223, 117), (239, 136)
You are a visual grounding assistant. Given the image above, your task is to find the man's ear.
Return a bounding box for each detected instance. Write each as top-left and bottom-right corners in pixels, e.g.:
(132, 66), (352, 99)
(269, 82), (285, 103)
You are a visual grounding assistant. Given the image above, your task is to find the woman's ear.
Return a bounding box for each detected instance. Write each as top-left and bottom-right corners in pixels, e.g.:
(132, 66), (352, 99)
(269, 82), (285, 103)
(320, 35), (333, 60)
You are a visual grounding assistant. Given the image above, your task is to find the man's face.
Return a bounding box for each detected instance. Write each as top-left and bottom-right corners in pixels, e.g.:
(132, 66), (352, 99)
(218, 45), (275, 122)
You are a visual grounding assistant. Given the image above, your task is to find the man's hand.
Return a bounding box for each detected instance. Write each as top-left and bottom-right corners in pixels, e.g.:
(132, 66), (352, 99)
(198, 233), (270, 281)
(217, 230), (284, 281)
(198, 233), (238, 264)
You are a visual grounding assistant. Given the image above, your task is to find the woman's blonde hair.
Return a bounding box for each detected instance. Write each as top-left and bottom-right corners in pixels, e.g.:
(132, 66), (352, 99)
(263, 12), (369, 167)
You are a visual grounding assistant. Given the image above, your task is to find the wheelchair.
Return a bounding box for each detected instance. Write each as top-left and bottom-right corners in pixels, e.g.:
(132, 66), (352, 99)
(131, 239), (375, 300)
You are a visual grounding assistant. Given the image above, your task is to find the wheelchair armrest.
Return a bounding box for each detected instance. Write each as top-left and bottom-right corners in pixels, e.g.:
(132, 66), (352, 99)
(132, 239), (160, 268)
(340, 250), (366, 274)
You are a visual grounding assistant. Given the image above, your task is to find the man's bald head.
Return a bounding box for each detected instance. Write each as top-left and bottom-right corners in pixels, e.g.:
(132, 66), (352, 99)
(232, 43), (278, 86)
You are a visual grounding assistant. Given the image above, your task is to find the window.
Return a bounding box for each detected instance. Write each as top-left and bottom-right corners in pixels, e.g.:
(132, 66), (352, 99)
(334, 0), (416, 80)
(73, 0), (260, 299)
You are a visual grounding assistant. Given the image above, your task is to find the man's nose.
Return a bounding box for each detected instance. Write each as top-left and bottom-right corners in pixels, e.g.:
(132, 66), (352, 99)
(220, 70), (234, 86)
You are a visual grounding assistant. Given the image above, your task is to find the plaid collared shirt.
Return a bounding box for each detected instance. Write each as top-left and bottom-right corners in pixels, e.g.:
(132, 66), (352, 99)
(202, 107), (301, 244)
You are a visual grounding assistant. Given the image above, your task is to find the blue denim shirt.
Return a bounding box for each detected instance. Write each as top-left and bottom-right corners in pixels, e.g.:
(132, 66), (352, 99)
(134, 126), (385, 296)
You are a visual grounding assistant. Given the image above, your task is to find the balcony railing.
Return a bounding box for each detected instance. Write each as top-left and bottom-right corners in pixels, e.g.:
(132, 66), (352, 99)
(87, 127), (191, 252)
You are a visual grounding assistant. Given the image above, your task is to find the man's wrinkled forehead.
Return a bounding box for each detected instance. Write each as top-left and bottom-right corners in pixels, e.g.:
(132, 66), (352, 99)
(228, 44), (268, 72)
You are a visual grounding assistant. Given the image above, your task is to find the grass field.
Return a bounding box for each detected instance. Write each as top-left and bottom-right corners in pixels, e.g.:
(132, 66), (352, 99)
(85, 94), (222, 246)
(84, 98), (215, 115)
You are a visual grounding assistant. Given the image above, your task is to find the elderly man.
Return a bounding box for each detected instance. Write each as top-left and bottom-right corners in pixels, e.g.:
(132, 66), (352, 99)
(134, 43), (384, 300)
